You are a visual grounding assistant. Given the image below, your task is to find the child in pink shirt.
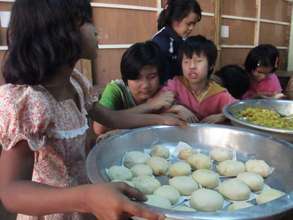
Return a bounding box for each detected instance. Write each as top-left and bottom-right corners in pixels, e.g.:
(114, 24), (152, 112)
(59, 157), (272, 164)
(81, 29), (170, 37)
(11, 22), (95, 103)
(242, 44), (283, 99)
(162, 35), (236, 123)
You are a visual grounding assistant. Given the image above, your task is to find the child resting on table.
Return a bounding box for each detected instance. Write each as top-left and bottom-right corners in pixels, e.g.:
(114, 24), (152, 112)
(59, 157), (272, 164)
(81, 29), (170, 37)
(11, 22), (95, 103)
(161, 35), (237, 124)
(242, 44), (284, 99)
(94, 41), (197, 136)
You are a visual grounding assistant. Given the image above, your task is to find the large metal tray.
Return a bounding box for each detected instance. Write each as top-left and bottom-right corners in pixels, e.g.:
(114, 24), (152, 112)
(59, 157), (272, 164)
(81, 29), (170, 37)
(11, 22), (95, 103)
(86, 124), (293, 220)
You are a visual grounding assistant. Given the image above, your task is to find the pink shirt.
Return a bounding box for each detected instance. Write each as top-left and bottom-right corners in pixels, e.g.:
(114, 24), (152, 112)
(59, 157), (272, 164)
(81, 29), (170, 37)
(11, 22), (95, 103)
(161, 76), (236, 120)
(243, 73), (282, 99)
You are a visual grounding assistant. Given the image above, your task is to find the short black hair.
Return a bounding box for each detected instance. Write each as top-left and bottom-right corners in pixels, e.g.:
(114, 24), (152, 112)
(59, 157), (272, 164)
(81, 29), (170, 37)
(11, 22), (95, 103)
(179, 35), (217, 77)
(120, 41), (164, 84)
(215, 65), (250, 99)
(244, 44), (279, 74)
(3, 0), (92, 85)
(157, 0), (202, 30)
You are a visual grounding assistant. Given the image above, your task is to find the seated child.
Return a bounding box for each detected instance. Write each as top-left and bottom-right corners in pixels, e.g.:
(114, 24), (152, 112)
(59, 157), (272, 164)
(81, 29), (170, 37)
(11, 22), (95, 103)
(214, 64), (250, 99)
(94, 41), (195, 135)
(242, 44), (284, 99)
(161, 35), (236, 124)
(285, 75), (293, 100)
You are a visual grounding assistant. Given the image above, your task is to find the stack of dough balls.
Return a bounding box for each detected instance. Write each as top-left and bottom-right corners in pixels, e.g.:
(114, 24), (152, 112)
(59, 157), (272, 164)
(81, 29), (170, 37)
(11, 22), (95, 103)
(245, 159), (272, 177)
(132, 175), (161, 194)
(190, 189), (224, 211)
(218, 179), (251, 201)
(237, 172), (264, 192)
(210, 148), (233, 162)
(106, 144), (283, 213)
(178, 147), (194, 160)
(217, 160), (245, 177)
(154, 185), (180, 205)
(107, 165), (132, 181)
(192, 169), (219, 189)
(124, 151), (150, 168)
(147, 156), (169, 176)
(168, 161), (192, 177)
(169, 176), (198, 196)
(187, 153), (211, 170)
(150, 145), (170, 159)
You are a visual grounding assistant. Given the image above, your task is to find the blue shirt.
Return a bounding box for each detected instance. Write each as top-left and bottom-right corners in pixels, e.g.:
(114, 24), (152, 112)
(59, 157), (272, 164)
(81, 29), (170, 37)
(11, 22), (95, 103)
(152, 26), (184, 84)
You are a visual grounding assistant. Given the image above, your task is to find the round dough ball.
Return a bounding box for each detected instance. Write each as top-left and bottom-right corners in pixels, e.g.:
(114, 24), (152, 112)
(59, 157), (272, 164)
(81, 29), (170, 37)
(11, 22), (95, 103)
(147, 156), (169, 176)
(154, 185), (180, 205)
(169, 176), (198, 196)
(245, 159), (271, 177)
(192, 169), (219, 189)
(173, 205), (196, 212)
(111, 180), (135, 187)
(187, 153), (211, 170)
(217, 160), (245, 177)
(227, 202), (253, 211)
(256, 188), (285, 204)
(132, 175), (161, 194)
(210, 148), (232, 162)
(169, 161), (192, 177)
(218, 179), (251, 201)
(145, 195), (172, 209)
(190, 189), (224, 212)
(237, 172), (264, 192)
(130, 164), (153, 177)
(178, 148), (193, 160)
(107, 165), (132, 181)
(150, 144), (170, 159)
(124, 151), (150, 168)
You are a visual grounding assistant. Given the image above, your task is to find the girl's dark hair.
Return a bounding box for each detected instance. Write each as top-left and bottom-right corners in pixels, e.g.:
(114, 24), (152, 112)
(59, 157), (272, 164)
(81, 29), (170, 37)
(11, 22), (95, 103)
(158, 0), (202, 30)
(120, 41), (164, 84)
(215, 65), (250, 99)
(244, 44), (279, 74)
(179, 35), (217, 77)
(3, 0), (93, 85)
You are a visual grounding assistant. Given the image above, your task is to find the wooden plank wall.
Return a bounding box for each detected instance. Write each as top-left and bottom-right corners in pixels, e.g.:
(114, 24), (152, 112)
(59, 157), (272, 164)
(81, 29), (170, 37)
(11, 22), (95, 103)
(0, 0), (291, 87)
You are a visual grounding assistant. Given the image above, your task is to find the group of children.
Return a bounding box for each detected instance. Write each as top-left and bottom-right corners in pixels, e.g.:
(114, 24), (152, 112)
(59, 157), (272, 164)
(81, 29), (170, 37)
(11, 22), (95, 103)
(0, 0), (292, 220)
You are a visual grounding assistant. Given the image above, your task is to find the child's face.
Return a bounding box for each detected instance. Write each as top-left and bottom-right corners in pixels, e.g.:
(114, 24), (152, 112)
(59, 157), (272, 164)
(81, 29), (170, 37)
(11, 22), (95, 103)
(252, 66), (273, 82)
(172, 12), (199, 38)
(182, 53), (209, 84)
(80, 23), (98, 59)
(127, 65), (160, 104)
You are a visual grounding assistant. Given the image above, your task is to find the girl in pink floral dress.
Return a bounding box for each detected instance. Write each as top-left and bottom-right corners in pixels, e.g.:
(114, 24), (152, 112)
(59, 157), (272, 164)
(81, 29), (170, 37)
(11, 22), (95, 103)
(0, 1), (183, 220)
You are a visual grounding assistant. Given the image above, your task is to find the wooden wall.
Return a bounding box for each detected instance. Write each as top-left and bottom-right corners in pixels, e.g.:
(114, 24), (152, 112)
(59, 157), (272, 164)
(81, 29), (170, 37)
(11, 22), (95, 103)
(0, 0), (291, 87)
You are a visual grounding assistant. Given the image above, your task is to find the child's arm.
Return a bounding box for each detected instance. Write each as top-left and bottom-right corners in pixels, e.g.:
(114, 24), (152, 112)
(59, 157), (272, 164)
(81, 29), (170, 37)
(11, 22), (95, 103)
(92, 91), (176, 136)
(165, 105), (199, 123)
(0, 141), (163, 220)
(89, 102), (186, 129)
(125, 91), (175, 114)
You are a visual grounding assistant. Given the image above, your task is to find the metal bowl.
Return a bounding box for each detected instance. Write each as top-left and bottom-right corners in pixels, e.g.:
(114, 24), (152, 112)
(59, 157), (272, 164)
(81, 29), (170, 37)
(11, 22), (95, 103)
(86, 124), (293, 220)
(223, 99), (293, 142)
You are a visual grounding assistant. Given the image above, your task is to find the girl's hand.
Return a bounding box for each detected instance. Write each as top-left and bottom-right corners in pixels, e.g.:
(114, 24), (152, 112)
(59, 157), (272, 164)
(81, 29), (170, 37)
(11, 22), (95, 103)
(147, 91), (175, 111)
(85, 182), (164, 220)
(167, 105), (199, 123)
(159, 113), (187, 127)
(201, 113), (226, 124)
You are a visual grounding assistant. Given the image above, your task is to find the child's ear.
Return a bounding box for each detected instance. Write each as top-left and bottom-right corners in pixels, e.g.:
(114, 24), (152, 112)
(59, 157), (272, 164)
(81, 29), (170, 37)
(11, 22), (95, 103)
(275, 57), (279, 68)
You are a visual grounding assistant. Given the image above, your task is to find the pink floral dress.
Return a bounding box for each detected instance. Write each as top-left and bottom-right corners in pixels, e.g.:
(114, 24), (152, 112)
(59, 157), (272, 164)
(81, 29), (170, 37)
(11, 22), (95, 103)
(0, 70), (97, 220)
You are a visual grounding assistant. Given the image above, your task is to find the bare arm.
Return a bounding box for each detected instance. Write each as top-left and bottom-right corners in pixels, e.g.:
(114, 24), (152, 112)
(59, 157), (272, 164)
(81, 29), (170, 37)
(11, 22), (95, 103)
(0, 141), (163, 220)
(92, 91), (176, 135)
(89, 102), (185, 129)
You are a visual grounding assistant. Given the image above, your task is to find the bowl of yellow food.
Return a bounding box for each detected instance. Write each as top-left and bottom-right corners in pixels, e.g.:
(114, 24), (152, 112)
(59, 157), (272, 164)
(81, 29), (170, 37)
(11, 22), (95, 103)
(223, 99), (293, 142)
